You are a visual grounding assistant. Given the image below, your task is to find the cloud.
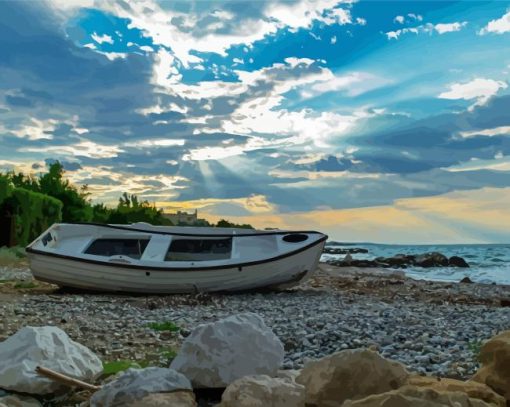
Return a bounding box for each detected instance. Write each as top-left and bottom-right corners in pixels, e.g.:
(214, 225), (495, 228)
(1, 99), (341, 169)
(19, 140), (124, 158)
(302, 71), (391, 98)
(3, 0), (510, 225)
(182, 136), (275, 161)
(143, 55), (378, 157)
(203, 59), (381, 149)
(458, 125), (510, 139)
(434, 22), (467, 34)
(386, 21), (467, 40)
(123, 139), (186, 148)
(408, 13), (423, 22)
(91, 32), (114, 44)
(8, 118), (57, 140)
(393, 13), (422, 25)
(479, 10), (510, 34)
(156, 193), (276, 215)
(438, 78), (507, 110)
(0, 159), (46, 174)
(67, 0), (355, 67)
(394, 15), (405, 24)
(444, 156), (510, 172)
(63, 165), (188, 204)
(201, 187), (510, 244)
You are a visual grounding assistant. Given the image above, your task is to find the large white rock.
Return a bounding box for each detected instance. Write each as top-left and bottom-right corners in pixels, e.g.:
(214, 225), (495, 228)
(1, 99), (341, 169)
(0, 326), (103, 394)
(170, 313), (284, 388)
(90, 367), (192, 407)
(219, 375), (306, 407)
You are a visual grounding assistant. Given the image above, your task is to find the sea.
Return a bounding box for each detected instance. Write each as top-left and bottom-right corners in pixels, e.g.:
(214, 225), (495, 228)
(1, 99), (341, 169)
(320, 243), (510, 285)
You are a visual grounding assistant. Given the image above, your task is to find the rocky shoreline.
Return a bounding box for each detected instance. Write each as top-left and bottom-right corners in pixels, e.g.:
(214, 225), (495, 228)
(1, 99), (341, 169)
(324, 250), (470, 269)
(1, 261), (510, 406)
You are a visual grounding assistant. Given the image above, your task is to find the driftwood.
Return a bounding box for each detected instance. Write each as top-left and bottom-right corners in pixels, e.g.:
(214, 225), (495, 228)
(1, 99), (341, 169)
(35, 366), (101, 391)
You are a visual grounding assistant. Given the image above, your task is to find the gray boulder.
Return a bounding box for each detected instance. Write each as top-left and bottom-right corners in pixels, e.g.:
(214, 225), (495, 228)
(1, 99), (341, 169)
(170, 313), (284, 388)
(90, 367), (192, 407)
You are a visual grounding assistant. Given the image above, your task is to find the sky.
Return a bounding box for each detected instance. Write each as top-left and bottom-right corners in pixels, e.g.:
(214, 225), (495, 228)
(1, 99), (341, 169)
(1, 0), (510, 243)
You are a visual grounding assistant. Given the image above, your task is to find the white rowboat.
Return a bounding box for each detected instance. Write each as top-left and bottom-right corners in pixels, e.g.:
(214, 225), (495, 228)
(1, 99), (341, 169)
(26, 223), (328, 293)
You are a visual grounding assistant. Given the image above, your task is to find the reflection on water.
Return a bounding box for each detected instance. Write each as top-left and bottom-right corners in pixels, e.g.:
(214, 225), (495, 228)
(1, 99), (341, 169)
(321, 243), (510, 284)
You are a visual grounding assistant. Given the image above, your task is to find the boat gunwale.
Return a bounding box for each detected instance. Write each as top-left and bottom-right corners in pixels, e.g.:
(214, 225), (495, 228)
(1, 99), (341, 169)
(26, 234), (328, 272)
(59, 222), (325, 237)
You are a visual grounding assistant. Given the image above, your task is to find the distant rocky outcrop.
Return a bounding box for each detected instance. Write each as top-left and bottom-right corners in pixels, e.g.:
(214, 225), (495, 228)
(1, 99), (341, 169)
(448, 256), (470, 268)
(323, 247), (369, 255)
(328, 251), (470, 269)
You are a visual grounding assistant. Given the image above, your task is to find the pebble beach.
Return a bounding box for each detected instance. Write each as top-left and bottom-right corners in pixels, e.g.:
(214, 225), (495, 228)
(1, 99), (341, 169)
(2, 260), (510, 386)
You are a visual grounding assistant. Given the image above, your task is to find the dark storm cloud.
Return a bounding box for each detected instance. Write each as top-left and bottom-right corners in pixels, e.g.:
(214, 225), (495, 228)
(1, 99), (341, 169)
(345, 95), (510, 175)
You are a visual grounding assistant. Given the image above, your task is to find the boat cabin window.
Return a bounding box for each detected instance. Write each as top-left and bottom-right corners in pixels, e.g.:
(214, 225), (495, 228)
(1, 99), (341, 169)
(165, 238), (232, 261)
(84, 238), (150, 259)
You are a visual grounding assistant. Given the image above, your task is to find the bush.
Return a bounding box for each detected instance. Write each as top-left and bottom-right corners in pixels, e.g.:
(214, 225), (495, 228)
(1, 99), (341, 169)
(2, 164), (254, 237)
(0, 176), (13, 205)
(1, 175), (62, 246)
(11, 188), (63, 246)
(216, 219), (254, 229)
(37, 162), (92, 223)
(0, 246), (26, 266)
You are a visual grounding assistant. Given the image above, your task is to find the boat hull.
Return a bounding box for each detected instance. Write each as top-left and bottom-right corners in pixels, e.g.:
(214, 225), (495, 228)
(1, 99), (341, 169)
(27, 240), (325, 293)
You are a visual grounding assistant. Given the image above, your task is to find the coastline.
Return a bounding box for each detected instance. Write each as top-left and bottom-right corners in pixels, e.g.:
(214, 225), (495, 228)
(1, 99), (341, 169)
(1, 262), (509, 385)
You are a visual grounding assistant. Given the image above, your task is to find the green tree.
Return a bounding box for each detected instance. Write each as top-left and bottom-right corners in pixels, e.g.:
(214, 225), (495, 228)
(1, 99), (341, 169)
(37, 162), (92, 222)
(7, 171), (39, 191)
(105, 193), (173, 225)
(91, 203), (112, 224)
(2, 163), (254, 230)
(216, 219), (253, 229)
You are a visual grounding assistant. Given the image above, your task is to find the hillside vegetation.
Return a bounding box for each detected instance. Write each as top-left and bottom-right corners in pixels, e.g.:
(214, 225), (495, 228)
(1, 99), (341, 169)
(0, 162), (252, 246)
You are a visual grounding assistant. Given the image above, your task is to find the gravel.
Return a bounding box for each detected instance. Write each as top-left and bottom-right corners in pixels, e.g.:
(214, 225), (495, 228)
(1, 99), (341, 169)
(2, 266), (510, 381)
(2, 261), (510, 407)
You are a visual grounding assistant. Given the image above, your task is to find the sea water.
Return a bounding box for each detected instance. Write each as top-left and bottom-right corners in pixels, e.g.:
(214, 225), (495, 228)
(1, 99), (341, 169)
(321, 243), (510, 285)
